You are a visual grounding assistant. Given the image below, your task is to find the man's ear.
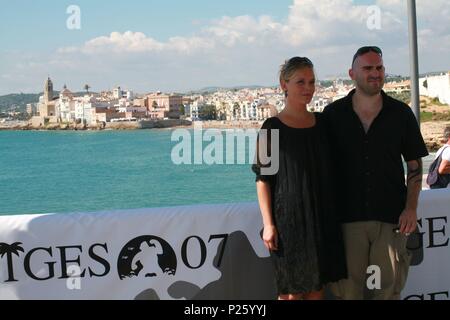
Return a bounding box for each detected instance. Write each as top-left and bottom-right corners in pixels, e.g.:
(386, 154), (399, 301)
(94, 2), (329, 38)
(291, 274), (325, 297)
(349, 68), (354, 80)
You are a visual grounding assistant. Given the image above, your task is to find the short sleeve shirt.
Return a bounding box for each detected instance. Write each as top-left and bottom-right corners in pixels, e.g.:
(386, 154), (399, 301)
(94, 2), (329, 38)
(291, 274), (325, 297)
(322, 89), (429, 224)
(436, 145), (450, 161)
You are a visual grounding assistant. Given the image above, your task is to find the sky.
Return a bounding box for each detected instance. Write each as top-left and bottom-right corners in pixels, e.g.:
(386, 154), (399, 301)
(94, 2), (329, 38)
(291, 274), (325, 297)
(0, 0), (449, 95)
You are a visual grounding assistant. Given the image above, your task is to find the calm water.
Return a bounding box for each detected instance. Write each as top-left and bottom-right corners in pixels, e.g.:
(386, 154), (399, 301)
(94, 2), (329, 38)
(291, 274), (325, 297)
(0, 130), (435, 216)
(0, 130), (256, 215)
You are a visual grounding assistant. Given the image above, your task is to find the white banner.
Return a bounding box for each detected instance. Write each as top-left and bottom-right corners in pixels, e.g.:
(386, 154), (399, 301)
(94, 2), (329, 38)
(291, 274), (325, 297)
(0, 188), (449, 300)
(402, 188), (450, 300)
(0, 202), (276, 300)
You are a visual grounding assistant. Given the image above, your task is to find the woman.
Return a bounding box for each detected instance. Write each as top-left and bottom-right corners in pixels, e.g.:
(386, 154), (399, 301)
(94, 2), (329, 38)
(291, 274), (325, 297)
(252, 57), (347, 300)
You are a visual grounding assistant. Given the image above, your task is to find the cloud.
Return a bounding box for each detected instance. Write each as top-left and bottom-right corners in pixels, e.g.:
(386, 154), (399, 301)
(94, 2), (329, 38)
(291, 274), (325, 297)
(61, 31), (163, 54)
(284, 0), (412, 47)
(56, 0), (449, 56)
(58, 0), (435, 57)
(58, 31), (213, 55)
(205, 15), (283, 47)
(2, 0), (449, 95)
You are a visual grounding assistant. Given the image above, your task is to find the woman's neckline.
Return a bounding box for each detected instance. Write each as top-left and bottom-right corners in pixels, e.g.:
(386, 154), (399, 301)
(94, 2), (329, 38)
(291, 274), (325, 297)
(274, 113), (317, 129)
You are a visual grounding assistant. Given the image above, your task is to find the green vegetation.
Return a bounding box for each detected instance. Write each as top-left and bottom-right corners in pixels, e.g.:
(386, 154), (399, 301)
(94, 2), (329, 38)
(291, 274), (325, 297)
(431, 112), (450, 121)
(386, 91), (411, 105)
(387, 91), (450, 122)
(0, 93), (41, 112)
(199, 104), (217, 120)
(431, 97), (447, 106)
(0, 90), (93, 113)
(421, 111), (450, 122)
(385, 74), (409, 82)
(420, 111), (433, 122)
(319, 80), (333, 87)
(319, 80), (353, 87)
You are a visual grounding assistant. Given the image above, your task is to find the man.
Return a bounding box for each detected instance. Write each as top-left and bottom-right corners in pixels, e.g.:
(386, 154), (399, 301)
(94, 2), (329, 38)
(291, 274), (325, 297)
(323, 46), (428, 300)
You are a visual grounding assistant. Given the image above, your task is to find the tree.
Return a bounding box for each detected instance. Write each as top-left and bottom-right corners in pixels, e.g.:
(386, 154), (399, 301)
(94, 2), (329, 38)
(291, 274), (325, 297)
(0, 242), (24, 282)
(199, 104), (217, 120)
(84, 84), (91, 94)
(233, 103), (241, 120)
(179, 105), (185, 115)
(152, 101), (158, 109)
(386, 91), (411, 105)
(216, 102), (227, 120)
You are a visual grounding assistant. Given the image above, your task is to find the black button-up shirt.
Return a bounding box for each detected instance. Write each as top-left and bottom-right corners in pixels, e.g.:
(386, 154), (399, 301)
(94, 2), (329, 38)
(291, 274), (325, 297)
(323, 89), (429, 224)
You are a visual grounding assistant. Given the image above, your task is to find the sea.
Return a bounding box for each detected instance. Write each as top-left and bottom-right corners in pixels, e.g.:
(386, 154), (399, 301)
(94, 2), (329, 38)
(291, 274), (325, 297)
(0, 129), (257, 216)
(0, 130), (436, 216)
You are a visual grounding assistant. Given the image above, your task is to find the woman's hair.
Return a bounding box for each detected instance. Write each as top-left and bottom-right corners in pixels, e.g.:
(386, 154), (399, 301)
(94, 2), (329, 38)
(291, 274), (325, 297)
(279, 56), (314, 83)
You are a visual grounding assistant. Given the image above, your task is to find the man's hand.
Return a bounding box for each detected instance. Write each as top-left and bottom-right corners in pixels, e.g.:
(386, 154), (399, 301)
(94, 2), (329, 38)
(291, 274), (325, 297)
(401, 159), (422, 236)
(398, 208), (417, 235)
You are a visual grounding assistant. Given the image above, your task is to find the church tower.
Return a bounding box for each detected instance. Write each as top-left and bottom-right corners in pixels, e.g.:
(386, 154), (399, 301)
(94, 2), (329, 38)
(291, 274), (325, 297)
(44, 77), (53, 103)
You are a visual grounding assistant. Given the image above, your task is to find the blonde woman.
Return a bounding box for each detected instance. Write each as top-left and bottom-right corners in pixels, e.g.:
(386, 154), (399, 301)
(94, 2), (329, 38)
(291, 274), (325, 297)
(252, 57), (347, 300)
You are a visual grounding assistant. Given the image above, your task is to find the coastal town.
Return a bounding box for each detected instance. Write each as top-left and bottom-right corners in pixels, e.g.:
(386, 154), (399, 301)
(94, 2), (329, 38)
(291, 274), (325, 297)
(1, 72), (449, 149)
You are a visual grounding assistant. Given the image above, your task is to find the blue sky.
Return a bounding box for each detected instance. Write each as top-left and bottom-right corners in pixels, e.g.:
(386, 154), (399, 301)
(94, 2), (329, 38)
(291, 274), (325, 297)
(0, 0), (293, 51)
(0, 0), (448, 95)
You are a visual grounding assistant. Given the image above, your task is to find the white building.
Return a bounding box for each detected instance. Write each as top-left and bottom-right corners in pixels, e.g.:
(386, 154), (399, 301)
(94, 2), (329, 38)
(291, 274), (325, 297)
(125, 90), (134, 100)
(75, 96), (94, 124)
(256, 104), (278, 120)
(308, 97), (332, 112)
(113, 86), (122, 99)
(118, 106), (146, 113)
(59, 85), (76, 122)
(419, 72), (450, 105)
(74, 96), (110, 125)
(116, 98), (131, 109)
(26, 103), (38, 116)
(189, 100), (203, 120)
(112, 86), (133, 100)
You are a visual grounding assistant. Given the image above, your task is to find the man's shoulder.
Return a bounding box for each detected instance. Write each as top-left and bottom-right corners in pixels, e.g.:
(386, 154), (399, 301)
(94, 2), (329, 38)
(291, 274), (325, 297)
(382, 91), (413, 114)
(323, 95), (350, 115)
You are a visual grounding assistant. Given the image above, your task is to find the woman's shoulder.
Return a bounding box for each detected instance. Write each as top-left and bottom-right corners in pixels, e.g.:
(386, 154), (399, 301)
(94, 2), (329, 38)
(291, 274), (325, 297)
(260, 116), (281, 130)
(262, 114), (323, 130)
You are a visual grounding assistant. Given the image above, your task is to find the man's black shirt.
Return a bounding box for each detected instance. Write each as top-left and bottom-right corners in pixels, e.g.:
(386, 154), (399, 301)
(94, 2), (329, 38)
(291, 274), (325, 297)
(322, 89), (429, 224)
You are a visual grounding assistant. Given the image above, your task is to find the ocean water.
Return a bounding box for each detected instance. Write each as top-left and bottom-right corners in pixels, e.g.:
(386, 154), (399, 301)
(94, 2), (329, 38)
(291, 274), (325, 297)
(0, 130), (257, 216)
(0, 130), (436, 216)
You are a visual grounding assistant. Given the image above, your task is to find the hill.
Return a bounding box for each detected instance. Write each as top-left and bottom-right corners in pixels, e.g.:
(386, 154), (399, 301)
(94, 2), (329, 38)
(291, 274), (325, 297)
(188, 85), (270, 94)
(0, 93), (42, 112)
(0, 91), (95, 112)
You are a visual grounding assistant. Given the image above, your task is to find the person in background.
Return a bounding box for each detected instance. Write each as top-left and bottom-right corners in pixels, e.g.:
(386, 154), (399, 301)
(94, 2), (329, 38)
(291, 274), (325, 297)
(428, 126), (450, 188)
(323, 46), (429, 299)
(253, 57), (347, 300)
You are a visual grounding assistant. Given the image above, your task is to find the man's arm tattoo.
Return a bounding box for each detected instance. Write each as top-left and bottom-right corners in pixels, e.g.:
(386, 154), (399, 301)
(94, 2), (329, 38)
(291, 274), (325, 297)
(407, 159), (423, 185)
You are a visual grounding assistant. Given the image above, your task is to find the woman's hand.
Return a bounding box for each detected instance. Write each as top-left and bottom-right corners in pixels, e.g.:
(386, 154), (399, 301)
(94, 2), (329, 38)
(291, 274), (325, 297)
(263, 224), (278, 251)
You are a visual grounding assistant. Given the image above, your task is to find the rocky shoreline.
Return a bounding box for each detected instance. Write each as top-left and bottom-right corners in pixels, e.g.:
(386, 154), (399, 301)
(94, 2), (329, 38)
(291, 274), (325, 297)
(0, 119), (193, 131)
(0, 119), (261, 131)
(1, 119), (449, 151)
